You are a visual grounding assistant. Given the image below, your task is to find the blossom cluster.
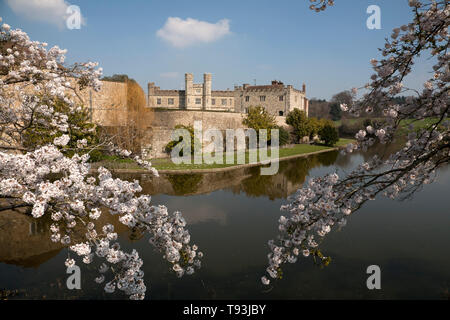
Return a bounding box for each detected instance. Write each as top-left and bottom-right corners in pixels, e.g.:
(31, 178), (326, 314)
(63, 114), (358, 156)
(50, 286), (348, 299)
(263, 0), (449, 285)
(0, 19), (201, 299)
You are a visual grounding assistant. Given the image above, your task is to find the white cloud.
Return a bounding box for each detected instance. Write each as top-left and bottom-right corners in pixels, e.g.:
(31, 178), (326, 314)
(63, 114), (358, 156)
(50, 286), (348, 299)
(156, 17), (230, 48)
(5, 0), (85, 29)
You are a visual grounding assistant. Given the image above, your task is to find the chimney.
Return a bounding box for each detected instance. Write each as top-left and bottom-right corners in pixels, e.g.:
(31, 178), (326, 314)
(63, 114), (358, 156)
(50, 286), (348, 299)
(302, 83), (306, 93)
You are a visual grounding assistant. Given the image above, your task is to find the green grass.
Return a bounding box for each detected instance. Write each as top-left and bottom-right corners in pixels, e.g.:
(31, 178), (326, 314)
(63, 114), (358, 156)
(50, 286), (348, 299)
(335, 138), (355, 147)
(91, 155), (142, 170)
(399, 117), (448, 129)
(149, 138), (355, 171)
(334, 117), (448, 129)
(91, 139), (356, 172)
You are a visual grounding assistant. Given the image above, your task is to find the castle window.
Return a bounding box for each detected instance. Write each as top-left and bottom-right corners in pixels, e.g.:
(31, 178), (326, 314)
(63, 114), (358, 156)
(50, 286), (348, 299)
(157, 98), (161, 105)
(245, 96), (250, 102)
(229, 99), (232, 105)
(279, 111), (284, 116)
(195, 98), (201, 104)
(221, 99), (227, 106)
(212, 99), (216, 105)
(168, 98), (174, 105)
(279, 95), (284, 101)
(260, 96), (266, 102)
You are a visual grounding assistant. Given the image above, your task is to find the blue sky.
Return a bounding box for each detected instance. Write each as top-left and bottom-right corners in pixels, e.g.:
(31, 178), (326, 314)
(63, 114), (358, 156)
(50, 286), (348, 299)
(0, 0), (432, 100)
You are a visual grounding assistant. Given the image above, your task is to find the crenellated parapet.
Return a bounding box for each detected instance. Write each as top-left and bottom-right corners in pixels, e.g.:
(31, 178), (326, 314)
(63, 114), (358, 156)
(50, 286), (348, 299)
(146, 74), (309, 116)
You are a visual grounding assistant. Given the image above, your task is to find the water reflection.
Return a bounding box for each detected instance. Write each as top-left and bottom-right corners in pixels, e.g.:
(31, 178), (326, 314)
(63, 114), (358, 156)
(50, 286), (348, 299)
(0, 207), (128, 268)
(1, 144), (449, 299)
(115, 150), (342, 200)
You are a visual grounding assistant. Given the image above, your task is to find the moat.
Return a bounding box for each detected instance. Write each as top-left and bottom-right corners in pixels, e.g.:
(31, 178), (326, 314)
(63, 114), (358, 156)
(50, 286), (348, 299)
(1, 143), (449, 299)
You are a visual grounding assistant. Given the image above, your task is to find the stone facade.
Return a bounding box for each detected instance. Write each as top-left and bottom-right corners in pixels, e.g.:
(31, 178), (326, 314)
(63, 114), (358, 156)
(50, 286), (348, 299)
(147, 73), (309, 116)
(234, 81), (308, 116)
(146, 109), (288, 158)
(148, 73), (234, 112)
(71, 79), (296, 159)
(80, 80), (128, 126)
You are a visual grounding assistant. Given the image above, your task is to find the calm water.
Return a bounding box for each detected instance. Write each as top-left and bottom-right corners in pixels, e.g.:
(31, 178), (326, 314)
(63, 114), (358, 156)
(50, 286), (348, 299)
(1, 144), (449, 299)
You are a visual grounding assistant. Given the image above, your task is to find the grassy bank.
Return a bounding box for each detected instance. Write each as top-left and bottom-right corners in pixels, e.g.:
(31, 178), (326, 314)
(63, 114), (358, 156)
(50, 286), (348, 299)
(335, 117), (449, 138)
(91, 138), (355, 172)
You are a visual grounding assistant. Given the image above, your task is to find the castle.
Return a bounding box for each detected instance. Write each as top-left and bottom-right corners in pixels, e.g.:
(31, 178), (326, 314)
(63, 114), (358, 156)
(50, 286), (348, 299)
(147, 73), (309, 116)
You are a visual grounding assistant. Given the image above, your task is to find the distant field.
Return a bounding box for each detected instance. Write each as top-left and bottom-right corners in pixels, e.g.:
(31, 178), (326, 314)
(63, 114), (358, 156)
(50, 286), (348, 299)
(335, 117), (449, 131)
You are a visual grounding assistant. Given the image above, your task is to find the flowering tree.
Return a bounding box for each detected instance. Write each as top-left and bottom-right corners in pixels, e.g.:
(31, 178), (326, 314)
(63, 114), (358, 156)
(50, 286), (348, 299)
(0, 19), (202, 299)
(262, 0), (449, 285)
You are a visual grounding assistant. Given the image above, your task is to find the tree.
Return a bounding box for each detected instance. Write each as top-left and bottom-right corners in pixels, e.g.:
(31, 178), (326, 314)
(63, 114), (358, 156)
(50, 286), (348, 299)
(308, 98), (332, 119)
(286, 109), (311, 142)
(307, 117), (322, 140)
(330, 90), (353, 120)
(262, 0), (449, 286)
(101, 74), (130, 83)
(276, 126), (290, 146)
(21, 95), (107, 162)
(243, 105), (276, 131)
(165, 124), (200, 156)
(242, 105), (277, 141)
(0, 20), (202, 299)
(318, 122), (339, 146)
(331, 90), (353, 107)
(329, 103), (341, 121)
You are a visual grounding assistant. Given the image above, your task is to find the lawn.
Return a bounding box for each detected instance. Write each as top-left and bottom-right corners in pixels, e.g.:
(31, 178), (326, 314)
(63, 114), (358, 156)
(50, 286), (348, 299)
(149, 138), (355, 171)
(90, 139), (355, 172)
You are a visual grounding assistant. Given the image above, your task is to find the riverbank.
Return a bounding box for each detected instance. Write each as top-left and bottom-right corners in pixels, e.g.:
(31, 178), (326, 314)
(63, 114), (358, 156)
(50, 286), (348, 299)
(90, 138), (355, 174)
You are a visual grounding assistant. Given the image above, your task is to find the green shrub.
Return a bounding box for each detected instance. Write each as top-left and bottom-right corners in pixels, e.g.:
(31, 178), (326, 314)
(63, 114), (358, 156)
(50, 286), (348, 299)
(275, 126), (290, 146)
(286, 109), (311, 142)
(319, 123), (339, 146)
(164, 125), (200, 156)
(308, 117), (322, 139)
(243, 106), (277, 141)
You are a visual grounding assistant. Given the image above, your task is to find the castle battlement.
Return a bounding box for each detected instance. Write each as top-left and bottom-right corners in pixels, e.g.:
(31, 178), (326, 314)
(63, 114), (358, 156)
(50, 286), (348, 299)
(147, 73), (309, 116)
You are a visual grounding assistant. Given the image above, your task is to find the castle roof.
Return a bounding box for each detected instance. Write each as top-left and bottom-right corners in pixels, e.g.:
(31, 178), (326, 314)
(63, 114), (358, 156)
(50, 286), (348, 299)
(245, 85), (284, 90)
(154, 90), (185, 96)
(244, 80), (286, 91)
(212, 90), (234, 97)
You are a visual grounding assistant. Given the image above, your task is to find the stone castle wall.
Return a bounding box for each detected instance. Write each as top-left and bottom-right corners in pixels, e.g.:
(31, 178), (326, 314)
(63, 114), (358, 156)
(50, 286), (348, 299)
(147, 74), (308, 116)
(146, 110), (288, 158)
(78, 80), (128, 126)
(78, 80), (289, 159)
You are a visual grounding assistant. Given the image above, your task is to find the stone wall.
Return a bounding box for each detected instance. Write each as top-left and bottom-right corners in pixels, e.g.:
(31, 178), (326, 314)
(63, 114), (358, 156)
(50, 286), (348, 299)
(147, 110), (244, 158)
(76, 80), (289, 159)
(147, 74), (309, 116)
(145, 109), (288, 158)
(79, 80), (128, 127)
(235, 85), (307, 116)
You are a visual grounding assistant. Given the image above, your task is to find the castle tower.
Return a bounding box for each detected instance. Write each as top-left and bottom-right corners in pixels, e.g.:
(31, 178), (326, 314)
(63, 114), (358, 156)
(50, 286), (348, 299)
(185, 73), (193, 109)
(203, 73), (212, 110)
(147, 82), (155, 106)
